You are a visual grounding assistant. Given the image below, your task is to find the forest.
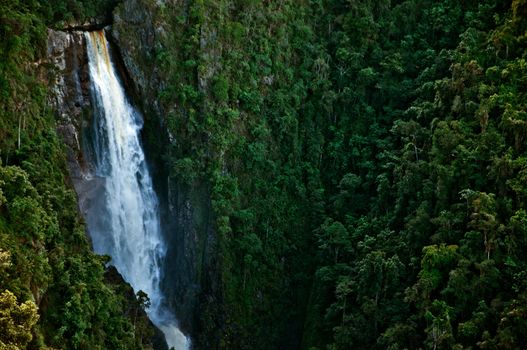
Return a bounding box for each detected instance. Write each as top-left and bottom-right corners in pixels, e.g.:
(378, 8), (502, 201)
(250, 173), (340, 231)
(1, 0), (527, 349)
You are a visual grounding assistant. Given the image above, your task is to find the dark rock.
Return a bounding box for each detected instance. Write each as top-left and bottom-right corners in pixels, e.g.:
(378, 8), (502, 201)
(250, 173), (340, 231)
(112, 1), (222, 345)
(61, 20), (111, 32)
(111, 0), (161, 104)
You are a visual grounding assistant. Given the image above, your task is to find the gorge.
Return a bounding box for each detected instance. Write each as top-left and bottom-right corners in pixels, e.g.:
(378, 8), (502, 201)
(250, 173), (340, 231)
(1, 1), (527, 349)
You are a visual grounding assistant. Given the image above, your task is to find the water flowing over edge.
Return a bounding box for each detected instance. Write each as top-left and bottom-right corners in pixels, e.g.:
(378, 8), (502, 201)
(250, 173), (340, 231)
(84, 30), (190, 350)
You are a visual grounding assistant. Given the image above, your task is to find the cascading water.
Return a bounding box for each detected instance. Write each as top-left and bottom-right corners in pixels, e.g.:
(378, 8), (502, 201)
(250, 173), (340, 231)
(84, 30), (189, 350)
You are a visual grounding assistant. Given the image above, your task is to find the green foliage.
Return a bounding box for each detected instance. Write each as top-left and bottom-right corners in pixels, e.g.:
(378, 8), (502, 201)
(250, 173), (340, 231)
(144, 0), (527, 349)
(0, 289), (39, 349)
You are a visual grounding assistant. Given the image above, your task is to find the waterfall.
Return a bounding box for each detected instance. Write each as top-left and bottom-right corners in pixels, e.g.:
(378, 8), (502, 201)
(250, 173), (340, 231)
(84, 30), (189, 350)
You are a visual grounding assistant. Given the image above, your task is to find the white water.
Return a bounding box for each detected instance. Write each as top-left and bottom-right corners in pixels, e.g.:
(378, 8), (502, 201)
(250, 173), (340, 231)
(84, 30), (189, 350)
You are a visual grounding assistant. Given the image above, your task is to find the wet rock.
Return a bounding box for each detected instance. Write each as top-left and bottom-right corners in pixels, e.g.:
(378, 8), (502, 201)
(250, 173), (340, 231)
(111, 0), (162, 104)
(61, 17), (112, 32)
(47, 29), (94, 184)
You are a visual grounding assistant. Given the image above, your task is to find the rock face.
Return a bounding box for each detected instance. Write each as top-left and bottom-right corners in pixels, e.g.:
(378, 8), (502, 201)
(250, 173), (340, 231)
(47, 29), (107, 224)
(111, 0), (161, 101)
(112, 0), (220, 342)
(47, 29), (92, 185)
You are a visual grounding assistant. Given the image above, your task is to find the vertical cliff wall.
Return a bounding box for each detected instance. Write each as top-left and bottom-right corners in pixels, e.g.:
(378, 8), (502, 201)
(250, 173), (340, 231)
(47, 30), (92, 187)
(48, 28), (113, 240)
(111, 1), (221, 343)
(48, 0), (227, 348)
(47, 2), (221, 346)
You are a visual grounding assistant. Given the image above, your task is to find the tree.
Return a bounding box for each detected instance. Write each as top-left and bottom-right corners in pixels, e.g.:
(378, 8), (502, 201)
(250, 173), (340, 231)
(0, 290), (39, 349)
(462, 190), (502, 260)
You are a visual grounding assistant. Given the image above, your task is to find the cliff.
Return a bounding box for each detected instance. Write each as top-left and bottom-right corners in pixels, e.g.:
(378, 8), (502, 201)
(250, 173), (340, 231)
(112, 0), (222, 344)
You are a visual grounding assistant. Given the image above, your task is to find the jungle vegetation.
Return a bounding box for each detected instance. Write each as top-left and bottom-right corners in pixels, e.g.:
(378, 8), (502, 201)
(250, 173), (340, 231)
(154, 0), (527, 349)
(1, 0), (527, 349)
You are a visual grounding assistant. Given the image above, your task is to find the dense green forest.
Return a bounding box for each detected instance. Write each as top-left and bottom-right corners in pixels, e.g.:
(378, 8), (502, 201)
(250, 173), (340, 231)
(152, 0), (527, 348)
(2, 0), (527, 349)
